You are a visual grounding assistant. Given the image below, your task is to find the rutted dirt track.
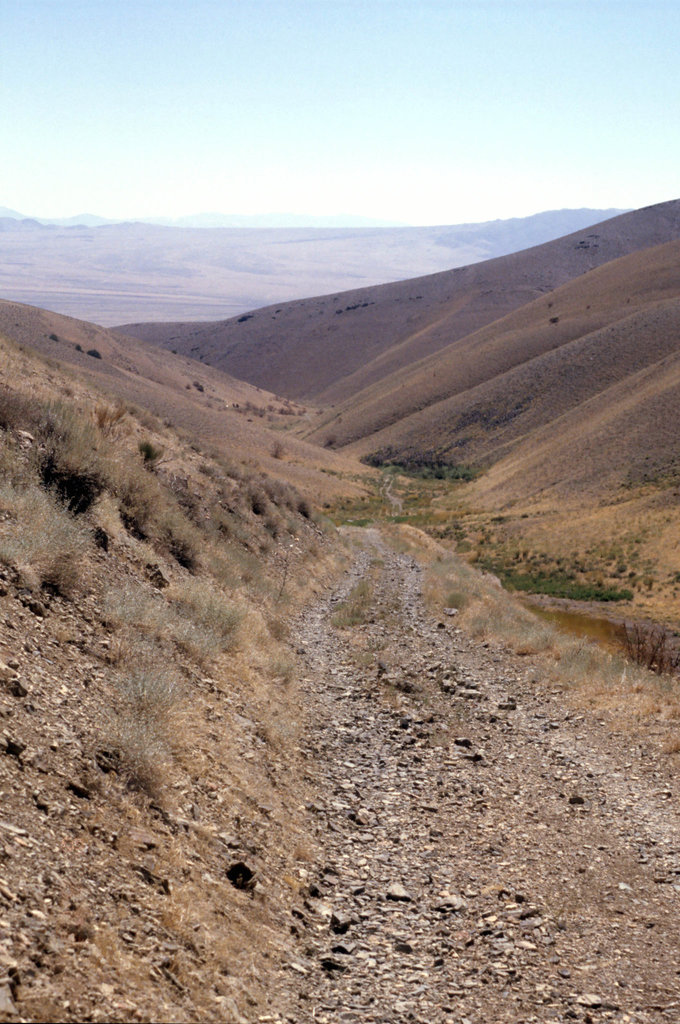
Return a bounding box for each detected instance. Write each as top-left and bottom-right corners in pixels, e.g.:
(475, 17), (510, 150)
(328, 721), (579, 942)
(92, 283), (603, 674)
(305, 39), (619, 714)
(278, 532), (680, 1023)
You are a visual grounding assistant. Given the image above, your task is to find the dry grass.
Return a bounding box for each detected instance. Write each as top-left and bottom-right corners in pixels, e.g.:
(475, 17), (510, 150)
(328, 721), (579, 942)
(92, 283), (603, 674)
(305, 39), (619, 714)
(103, 577), (244, 667)
(92, 400), (127, 437)
(102, 585), (167, 641)
(169, 578), (244, 662)
(267, 655), (296, 686)
(113, 655), (186, 796)
(0, 476), (89, 597)
(331, 578), (373, 628)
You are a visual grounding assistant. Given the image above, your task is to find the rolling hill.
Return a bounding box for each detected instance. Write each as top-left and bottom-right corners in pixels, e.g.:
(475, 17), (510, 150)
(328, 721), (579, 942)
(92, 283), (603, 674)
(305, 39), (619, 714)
(310, 239), (680, 480)
(0, 299), (364, 501)
(123, 200), (680, 407)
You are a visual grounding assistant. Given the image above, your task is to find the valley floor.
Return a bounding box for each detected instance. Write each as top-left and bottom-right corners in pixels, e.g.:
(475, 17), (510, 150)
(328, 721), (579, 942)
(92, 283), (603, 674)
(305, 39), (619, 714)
(273, 532), (680, 1023)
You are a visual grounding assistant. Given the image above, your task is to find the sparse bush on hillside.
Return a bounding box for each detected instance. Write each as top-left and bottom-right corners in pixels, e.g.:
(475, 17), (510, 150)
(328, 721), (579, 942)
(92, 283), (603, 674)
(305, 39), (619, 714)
(21, 400), (107, 514)
(155, 507), (201, 571)
(171, 578), (243, 653)
(102, 583), (167, 635)
(622, 622), (680, 675)
(264, 511), (285, 538)
(247, 483), (269, 516)
(139, 439), (163, 465)
(115, 467), (158, 537)
(39, 446), (104, 515)
(268, 654), (295, 685)
(0, 386), (43, 434)
(122, 656), (184, 719)
(297, 496), (312, 519)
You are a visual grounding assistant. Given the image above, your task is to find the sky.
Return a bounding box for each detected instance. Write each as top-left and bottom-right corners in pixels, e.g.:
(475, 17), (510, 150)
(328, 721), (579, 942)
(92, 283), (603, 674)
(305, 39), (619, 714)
(2, 0), (680, 226)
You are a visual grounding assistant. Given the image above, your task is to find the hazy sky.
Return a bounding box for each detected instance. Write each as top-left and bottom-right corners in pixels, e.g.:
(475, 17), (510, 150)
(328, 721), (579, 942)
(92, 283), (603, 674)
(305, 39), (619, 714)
(3, 0), (679, 225)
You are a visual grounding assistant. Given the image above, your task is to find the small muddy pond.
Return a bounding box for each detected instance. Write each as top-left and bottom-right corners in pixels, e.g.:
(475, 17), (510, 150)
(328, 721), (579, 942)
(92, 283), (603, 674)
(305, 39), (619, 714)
(525, 601), (625, 654)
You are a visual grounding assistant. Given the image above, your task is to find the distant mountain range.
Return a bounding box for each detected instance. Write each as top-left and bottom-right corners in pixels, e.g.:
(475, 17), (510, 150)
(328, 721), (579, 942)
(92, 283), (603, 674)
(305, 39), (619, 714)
(0, 206), (627, 325)
(0, 206), (408, 229)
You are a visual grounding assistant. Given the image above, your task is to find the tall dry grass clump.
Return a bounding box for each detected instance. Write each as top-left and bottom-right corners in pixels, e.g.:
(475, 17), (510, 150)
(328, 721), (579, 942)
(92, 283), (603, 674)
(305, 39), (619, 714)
(112, 645), (186, 796)
(0, 476), (89, 597)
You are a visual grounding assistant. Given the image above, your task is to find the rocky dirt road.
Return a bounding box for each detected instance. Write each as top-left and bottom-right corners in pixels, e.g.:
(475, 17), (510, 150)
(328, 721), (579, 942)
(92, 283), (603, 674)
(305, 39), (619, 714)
(276, 533), (680, 1024)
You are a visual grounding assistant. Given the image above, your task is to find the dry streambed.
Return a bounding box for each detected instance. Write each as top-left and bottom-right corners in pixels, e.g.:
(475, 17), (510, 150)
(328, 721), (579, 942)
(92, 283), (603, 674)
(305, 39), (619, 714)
(274, 533), (680, 1024)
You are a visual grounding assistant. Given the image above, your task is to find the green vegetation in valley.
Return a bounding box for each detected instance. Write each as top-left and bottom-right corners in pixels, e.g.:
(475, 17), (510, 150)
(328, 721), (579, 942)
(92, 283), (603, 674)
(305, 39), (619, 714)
(477, 560), (634, 602)
(362, 453), (480, 481)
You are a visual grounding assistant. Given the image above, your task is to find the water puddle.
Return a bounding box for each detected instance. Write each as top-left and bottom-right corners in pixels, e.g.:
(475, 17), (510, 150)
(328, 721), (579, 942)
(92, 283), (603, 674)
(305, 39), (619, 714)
(525, 601), (625, 654)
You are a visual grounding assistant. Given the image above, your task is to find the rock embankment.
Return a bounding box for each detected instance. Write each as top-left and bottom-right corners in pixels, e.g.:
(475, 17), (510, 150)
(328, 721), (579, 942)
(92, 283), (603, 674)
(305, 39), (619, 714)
(277, 534), (680, 1023)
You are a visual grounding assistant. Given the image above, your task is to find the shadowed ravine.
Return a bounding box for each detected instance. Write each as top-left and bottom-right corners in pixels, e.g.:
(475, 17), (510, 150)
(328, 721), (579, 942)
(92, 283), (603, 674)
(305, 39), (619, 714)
(275, 532), (680, 1023)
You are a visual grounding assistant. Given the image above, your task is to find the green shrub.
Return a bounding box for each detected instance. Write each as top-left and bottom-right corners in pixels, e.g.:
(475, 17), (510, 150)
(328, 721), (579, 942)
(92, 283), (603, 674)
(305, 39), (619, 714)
(479, 560), (633, 602)
(138, 439), (163, 464)
(156, 508), (201, 571)
(362, 453), (479, 481)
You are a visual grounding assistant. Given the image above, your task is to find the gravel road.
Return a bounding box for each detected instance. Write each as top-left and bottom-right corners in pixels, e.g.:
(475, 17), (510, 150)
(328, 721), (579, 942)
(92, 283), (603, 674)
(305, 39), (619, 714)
(277, 533), (680, 1024)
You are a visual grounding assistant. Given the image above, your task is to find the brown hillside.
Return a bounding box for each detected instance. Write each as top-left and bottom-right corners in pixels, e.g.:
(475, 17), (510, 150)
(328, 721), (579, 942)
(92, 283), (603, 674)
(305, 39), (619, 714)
(0, 300), (366, 501)
(122, 199), (680, 403)
(0, 326), (358, 1022)
(472, 344), (680, 506)
(308, 239), (680, 489)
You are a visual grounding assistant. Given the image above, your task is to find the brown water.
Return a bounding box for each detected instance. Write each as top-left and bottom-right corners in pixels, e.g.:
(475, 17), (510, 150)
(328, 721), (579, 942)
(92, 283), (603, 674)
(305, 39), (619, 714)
(526, 602), (625, 654)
